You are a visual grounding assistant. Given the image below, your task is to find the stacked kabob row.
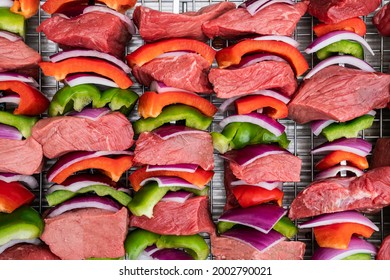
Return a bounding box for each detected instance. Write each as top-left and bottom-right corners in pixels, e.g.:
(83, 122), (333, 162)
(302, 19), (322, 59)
(287, 0), (390, 260)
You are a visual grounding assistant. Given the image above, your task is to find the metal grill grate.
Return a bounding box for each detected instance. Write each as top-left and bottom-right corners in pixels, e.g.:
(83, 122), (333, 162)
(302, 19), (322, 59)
(25, 0), (390, 259)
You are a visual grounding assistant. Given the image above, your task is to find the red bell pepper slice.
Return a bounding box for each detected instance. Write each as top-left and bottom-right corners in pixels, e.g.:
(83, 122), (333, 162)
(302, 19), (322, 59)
(0, 81), (49, 116)
(10, 0), (40, 19)
(231, 185), (283, 208)
(138, 91), (217, 119)
(314, 222), (374, 249)
(0, 180), (35, 213)
(51, 155), (134, 184)
(315, 150), (369, 171)
(215, 40), (309, 77)
(39, 58), (133, 89)
(129, 165), (214, 192)
(42, 0), (136, 14)
(234, 95), (288, 119)
(313, 17), (367, 37)
(126, 38), (216, 68)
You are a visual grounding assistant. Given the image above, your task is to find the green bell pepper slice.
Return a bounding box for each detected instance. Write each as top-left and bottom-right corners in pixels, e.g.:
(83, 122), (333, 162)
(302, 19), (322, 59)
(156, 234), (209, 260)
(45, 184), (132, 207)
(342, 253), (372, 260)
(94, 88), (138, 116)
(133, 104), (213, 134)
(316, 40), (364, 60)
(0, 8), (25, 38)
(211, 122), (290, 154)
(321, 114), (375, 142)
(0, 206), (44, 246)
(127, 182), (209, 218)
(124, 229), (161, 260)
(0, 111), (38, 138)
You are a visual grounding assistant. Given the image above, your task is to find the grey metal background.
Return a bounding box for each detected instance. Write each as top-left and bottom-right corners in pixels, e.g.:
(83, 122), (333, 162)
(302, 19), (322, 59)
(25, 0), (390, 259)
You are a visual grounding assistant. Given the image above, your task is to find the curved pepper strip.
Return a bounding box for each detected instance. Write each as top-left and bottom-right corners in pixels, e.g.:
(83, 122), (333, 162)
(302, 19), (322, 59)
(0, 111), (38, 138)
(127, 182), (209, 218)
(0, 7), (25, 38)
(234, 95), (288, 119)
(50, 155), (134, 184)
(313, 18), (367, 37)
(138, 91), (217, 118)
(231, 185), (283, 208)
(0, 206), (44, 246)
(0, 81), (50, 116)
(10, 0), (39, 18)
(316, 40), (364, 60)
(156, 235), (209, 260)
(39, 58), (133, 89)
(95, 88), (138, 116)
(42, 0), (136, 14)
(126, 38), (216, 68)
(129, 165), (214, 192)
(314, 223), (374, 250)
(0, 181), (35, 213)
(315, 150), (369, 171)
(215, 40), (309, 76)
(133, 104), (213, 134)
(125, 229), (160, 260)
(211, 122), (290, 154)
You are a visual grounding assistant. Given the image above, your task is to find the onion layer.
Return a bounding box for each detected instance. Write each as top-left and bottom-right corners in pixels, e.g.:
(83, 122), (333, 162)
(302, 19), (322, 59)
(146, 164), (198, 173)
(153, 125), (205, 140)
(140, 176), (205, 190)
(311, 138), (372, 157)
(0, 173), (38, 190)
(0, 73), (39, 87)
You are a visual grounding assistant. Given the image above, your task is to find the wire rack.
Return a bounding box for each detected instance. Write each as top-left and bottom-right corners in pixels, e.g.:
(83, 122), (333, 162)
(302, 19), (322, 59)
(23, 0), (390, 259)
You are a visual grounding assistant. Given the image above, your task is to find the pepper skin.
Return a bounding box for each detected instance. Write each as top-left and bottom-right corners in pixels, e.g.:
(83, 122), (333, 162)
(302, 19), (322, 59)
(0, 111), (38, 138)
(231, 185), (283, 208)
(11, 0), (39, 19)
(316, 40), (364, 60)
(235, 95), (288, 119)
(0, 7), (25, 37)
(315, 150), (369, 171)
(313, 18), (366, 37)
(0, 180), (35, 213)
(42, 0), (137, 14)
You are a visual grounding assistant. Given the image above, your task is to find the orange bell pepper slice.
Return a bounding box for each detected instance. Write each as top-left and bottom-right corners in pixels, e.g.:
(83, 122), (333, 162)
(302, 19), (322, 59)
(231, 185), (283, 208)
(215, 39), (309, 77)
(313, 17), (367, 37)
(129, 165), (214, 192)
(315, 150), (369, 171)
(235, 95), (288, 119)
(126, 38), (216, 68)
(0, 180), (35, 213)
(51, 155), (134, 184)
(10, 0), (39, 19)
(39, 58), (133, 89)
(138, 91), (217, 119)
(42, 0), (137, 14)
(0, 81), (49, 116)
(314, 222), (374, 249)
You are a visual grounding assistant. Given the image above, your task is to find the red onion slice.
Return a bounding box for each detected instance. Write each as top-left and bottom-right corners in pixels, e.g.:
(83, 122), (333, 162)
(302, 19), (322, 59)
(47, 180), (111, 195)
(0, 239), (41, 255)
(219, 204), (287, 234)
(0, 31), (22, 42)
(149, 81), (194, 94)
(64, 74), (119, 88)
(315, 165), (365, 180)
(230, 180), (283, 190)
(305, 31), (375, 56)
(1, 0), (13, 8)
(160, 191), (194, 203)
(47, 150), (133, 183)
(312, 236), (377, 260)
(222, 144), (289, 167)
(219, 113), (286, 137)
(146, 164), (199, 173)
(221, 227), (285, 253)
(0, 94), (20, 105)
(50, 50), (131, 74)
(45, 196), (121, 218)
(305, 56), (375, 80)
(156, 51), (192, 59)
(367, 110), (376, 117)
(311, 138), (372, 157)
(219, 90), (290, 112)
(83, 6), (136, 35)
(311, 120), (337, 136)
(66, 108), (111, 121)
(241, 0), (294, 16)
(151, 249), (193, 260)
(0, 124), (23, 140)
(229, 53), (287, 69)
(0, 73), (39, 87)
(253, 35), (299, 48)
(0, 173), (38, 190)
(153, 125), (206, 140)
(299, 211), (379, 231)
(140, 176), (205, 190)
